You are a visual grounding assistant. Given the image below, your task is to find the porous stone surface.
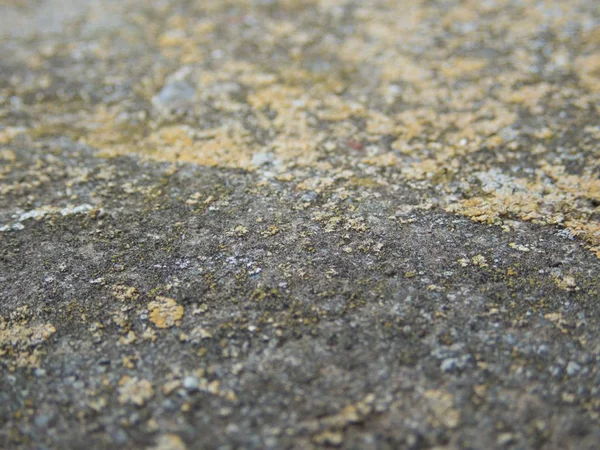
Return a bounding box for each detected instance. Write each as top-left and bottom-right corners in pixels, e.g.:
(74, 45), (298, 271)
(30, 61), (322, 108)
(1, 1), (599, 449)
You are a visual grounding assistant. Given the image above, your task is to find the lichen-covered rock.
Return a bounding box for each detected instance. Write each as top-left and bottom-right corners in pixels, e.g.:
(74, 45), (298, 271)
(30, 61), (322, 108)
(1, 0), (599, 449)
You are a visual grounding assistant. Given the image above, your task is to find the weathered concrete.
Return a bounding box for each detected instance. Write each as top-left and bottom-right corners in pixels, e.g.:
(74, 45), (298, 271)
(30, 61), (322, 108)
(1, 1), (599, 449)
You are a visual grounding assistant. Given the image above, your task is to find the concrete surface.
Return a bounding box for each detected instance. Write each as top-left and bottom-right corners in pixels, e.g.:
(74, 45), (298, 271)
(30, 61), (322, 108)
(1, 0), (599, 449)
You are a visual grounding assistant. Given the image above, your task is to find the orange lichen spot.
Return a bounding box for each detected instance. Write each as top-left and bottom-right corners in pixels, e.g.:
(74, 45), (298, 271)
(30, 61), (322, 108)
(148, 297), (184, 329)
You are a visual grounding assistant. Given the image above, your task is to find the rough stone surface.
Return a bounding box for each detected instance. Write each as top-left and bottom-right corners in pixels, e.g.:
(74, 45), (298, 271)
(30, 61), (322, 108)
(1, 0), (599, 449)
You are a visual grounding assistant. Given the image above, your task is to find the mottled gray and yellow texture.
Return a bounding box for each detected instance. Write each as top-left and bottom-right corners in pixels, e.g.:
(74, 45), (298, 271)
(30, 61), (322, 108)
(1, 0), (599, 449)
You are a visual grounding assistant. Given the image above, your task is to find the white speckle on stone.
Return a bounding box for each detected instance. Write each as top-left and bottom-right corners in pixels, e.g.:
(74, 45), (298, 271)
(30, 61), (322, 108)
(251, 152), (275, 167)
(440, 354), (472, 373)
(536, 344), (549, 356)
(60, 204), (93, 216)
(183, 376), (200, 392)
(556, 229), (574, 240)
(566, 361), (581, 376)
(1, 204), (95, 232)
(152, 80), (196, 110)
(0, 222), (25, 231)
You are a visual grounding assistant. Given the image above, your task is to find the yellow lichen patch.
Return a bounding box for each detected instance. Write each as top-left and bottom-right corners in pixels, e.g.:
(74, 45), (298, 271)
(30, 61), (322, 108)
(402, 159), (440, 181)
(148, 297), (184, 329)
(505, 83), (552, 111)
(313, 430), (343, 446)
(155, 15), (207, 63)
(0, 321), (56, 368)
(118, 376), (154, 406)
(423, 389), (460, 429)
(446, 194), (533, 224)
(231, 225), (249, 237)
(565, 220), (600, 257)
(361, 152), (399, 167)
(12, 0), (598, 262)
(162, 379), (182, 395)
(119, 330), (137, 345)
(151, 126), (194, 148)
(0, 148), (17, 161)
(445, 165), (600, 257)
(247, 84), (324, 165)
(262, 225), (279, 237)
(471, 254), (488, 268)
(509, 242), (530, 252)
(78, 105), (140, 148)
(553, 275), (578, 292)
(0, 126), (27, 144)
(159, 124), (254, 167)
(575, 53), (600, 93)
(110, 311), (130, 329)
(112, 285), (139, 302)
(541, 164), (600, 201)
(319, 94), (364, 122)
(0, 322), (55, 349)
(149, 434), (188, 450)
(366, 112), (397, 136)
(142, 327), (158, 342)
(440, 57), (488, 79)
(122, 356), (137, 369)
(380, 54), (432, 84)
(94, 122), (256, 170)
(298, 394), (375, 443)
(544, 312), (570, 334)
